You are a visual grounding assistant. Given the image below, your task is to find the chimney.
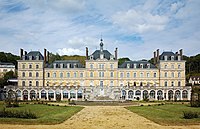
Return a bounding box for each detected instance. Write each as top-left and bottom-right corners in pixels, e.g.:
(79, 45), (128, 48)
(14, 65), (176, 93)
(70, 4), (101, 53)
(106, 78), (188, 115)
(154, 51), (156, 64)
(20, 48), (23, 60)
(179, 49), (183, 60)
(157, 49), (159, 62)
(86, 47), (88, 60)
(24, 51), (27, 55)
(115, 48), (118, 60)
(44, 48), (47, 63)
(47, 51), (49, 62)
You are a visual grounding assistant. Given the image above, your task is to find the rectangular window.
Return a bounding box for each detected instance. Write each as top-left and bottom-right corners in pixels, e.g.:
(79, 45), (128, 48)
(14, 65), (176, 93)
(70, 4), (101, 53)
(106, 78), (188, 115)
(67, 72), (70, 78)
(110, 64), (113, 69)
(171, 72), (174, 78)
(147, 73), (150, 78)
(90, 64), (93, 69)
(127, 72), (130, 78)
(133, 73), (136, 78)
(36, 64), (39, 69)
(110, 81), (113, 86)
(154, 73), (156, 78)
(60, 72), (63, 78)
(178, 64), (181, 69)
(29, 64), (32, 69)
(90, 72), (93, 77)
(29, 81), (32, 87)
(53, 72), (56, 78)
(164, 65), (167, 69)
(80, 73), (83, 77)
(22, 64), (25, 69)
(22, 72), (25, 77)
(140, 72), (143, 77)
(120, 72), (123, 78)
(178, 72), (181, 78)
(36, 72), (39, 77)
(29, 72), (32, 77)
(74, 72), (77, 78)
(110, 72), (114, 77)
(165, 72), (167, 77)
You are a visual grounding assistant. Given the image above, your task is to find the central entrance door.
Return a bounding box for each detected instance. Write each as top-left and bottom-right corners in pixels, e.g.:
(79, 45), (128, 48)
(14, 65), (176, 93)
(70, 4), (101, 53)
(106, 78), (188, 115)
(100, 81), (104, 96)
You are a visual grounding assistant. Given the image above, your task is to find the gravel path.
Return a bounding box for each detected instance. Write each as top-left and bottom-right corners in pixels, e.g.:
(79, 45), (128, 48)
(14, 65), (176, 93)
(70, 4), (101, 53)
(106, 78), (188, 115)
(0, 106), (199, 129)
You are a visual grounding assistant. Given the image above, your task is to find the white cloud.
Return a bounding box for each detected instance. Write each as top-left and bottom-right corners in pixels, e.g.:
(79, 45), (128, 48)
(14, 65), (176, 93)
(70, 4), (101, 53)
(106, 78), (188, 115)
(57, 48), (84, 55)
(112, 9), (169, 33)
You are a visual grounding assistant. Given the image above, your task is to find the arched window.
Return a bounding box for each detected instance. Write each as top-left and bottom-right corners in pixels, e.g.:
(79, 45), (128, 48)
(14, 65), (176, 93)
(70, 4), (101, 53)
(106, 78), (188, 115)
(178, 81), (181, 86)
(22, 81), (25, 86)
(29, 72), (32, 77)
(165, 81), (167, 87)
(36, 81), (39, 87)
(135, 90), (141, 95)
(22, 72), (25, 77)
(29, 81), (32, 87)
(182, 90), (188, 99)
(150, 90), (155, 99)
(128, 90), (134, 99)
(36, 72), (39, 77)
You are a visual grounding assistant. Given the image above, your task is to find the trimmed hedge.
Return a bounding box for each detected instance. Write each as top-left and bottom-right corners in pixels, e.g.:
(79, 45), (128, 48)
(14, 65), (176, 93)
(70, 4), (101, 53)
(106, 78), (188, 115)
(183, 111), (199, 119)
(0, 107), (37, 119)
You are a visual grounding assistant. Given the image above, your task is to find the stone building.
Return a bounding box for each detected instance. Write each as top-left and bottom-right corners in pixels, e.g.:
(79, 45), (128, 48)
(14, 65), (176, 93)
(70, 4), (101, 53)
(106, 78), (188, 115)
(9, 39), (191, 101)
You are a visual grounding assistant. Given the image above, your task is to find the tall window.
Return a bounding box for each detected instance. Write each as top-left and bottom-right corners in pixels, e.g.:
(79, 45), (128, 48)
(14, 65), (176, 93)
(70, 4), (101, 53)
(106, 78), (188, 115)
(67, 72), (70, 78)
(127, 72), (130, 78)
(178, 72), (181, 78)
(29, 72), (32, 77)
(22, 72), (25, 77)
(171, 81), (174, 86)
(90, 64), (93, 69)
(36, 72), (39, 77)
(171, 72), (174, 78)
(90, 72), (93, 77)
(171, 65), (174, 69)
(29, 81), (32, 87)
(22, 64), (25, 69)
(60, 72), (63, 78)
(147, 73), (150, 78)
(99, 72), (104, 77)
(120, 72), (123, 78)
(36, 81), (39, 87)
(133, 73), (136, 78)
(165, 72), (167, 77)
(165, 81), (167, 87)
(80, 73), (83, 77)
(110, 81), (113, 86)
(36, 64), (39, 69)
(22, 81), (25, 86)
(110, 72), (114, 77)
(178, 81), (181, 86)
(164, 65), (167, 69)
(29, 64), (32, 69)
(47, 73), (50, 77)
(178, 64), (181, 69)
(140, 72), (143, 77)
(53, 72), (56, 78)
(110, 64), (113, 69)
(154, 73), (156, 77)
(74, 72), (77, 78)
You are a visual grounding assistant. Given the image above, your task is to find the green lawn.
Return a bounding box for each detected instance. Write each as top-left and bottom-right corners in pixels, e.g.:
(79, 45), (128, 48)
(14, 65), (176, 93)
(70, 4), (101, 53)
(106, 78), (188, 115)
(126, 104), (200, 126)
(0, 103), (84, 125)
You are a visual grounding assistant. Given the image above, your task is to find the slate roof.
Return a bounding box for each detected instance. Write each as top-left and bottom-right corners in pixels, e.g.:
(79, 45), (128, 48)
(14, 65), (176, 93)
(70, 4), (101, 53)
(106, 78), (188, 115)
(91, 50), (112, 60)
(47, 60), (84, 68)
(24, 51), (44, 60)
(159, 51), (178, 60)
(119, 60), (156, 68)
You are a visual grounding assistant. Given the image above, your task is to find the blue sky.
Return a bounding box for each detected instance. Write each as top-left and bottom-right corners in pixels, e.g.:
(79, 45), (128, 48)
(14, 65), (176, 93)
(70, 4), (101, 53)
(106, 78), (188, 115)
(0, 0), (200, 60)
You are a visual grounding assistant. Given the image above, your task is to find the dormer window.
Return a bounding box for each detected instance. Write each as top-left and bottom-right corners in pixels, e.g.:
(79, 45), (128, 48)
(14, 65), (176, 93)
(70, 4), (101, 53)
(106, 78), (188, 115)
(60, 63), (63, 68)
(53, 63), (56, 68)
(90, 55), (93, 60)
(127, 63), (130, 68)
(110, 55), (114, 60)
(36, 56), (40, 60)
(140, 64), (143, 68)
(74, 63), (76, 68)
(29, 56), (33, 60)
(134, 64), (137, 68)
(22, 55), (25, 60)
(147, 64), (150, 69)
(178, 55), (181, 61)
(164, 56), (167, 61)
(67, 63), (70, 68)
(171, 56), (174, 61)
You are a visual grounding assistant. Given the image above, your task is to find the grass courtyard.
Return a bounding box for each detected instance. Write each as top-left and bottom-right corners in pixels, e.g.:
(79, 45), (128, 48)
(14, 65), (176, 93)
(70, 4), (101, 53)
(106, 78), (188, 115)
(0, 102), (84, 125)
(126, 104), (200, 126)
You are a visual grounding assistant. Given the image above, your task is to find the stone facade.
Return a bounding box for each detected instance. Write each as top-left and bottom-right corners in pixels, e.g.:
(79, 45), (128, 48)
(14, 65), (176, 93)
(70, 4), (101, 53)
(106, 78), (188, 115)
(8, 39), (191, 101)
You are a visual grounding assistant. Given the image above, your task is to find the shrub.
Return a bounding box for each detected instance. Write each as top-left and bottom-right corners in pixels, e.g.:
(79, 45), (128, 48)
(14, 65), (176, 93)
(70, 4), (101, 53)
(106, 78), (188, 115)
(183, 111), (199, 119)
(140, 104), (144, 106)
(0, 108), (37, 119)
(148, 104), (151, 106)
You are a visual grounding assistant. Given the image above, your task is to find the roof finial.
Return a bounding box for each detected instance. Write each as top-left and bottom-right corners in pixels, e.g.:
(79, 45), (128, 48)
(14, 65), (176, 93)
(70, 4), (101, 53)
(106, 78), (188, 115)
(100, 34), (103, 42)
